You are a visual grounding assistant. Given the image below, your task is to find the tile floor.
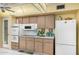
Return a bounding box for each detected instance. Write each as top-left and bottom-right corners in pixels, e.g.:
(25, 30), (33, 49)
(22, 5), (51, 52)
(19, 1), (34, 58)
(0, 48), (29, 55)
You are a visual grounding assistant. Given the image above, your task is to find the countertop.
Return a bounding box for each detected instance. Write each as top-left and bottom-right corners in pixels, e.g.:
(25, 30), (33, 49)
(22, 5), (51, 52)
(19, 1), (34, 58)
(20, 35), (54, 39)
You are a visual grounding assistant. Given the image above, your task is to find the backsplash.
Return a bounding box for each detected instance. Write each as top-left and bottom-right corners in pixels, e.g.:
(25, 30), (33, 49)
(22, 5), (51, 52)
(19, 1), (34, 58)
(20, 27), (55, 37)
(37, 28), (54, 37)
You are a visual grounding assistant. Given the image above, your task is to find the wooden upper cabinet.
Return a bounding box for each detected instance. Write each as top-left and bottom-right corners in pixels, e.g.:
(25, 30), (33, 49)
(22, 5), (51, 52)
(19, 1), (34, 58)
(23, 17), (29, 24)
(15, 18), (18, 24)
(29, 16), (37, 24)
(37, 16), (45, 28)
(45, 15), (55, 29)
(17, 17), (23, 24)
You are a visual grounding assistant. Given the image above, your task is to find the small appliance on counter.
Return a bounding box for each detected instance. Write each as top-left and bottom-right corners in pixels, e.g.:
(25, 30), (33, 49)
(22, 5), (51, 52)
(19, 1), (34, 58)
(37, 28), (45, 37)
(46, 28), (54, 37)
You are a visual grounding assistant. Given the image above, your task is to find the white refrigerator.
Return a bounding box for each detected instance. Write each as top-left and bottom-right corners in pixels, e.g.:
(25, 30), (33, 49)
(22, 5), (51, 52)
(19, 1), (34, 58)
(55, 20), (76, 55)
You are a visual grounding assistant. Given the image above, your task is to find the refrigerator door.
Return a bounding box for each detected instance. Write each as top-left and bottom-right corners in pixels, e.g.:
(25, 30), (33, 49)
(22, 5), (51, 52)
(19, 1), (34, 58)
(55, 20), (76, 45)
(55, 44), (76, 55)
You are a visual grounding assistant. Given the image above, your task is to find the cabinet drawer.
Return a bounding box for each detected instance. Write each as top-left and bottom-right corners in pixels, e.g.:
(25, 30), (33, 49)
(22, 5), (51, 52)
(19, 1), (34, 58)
(11, 42), (18, 47)
(11, 44), (18, 50)
(43, 39), (53, 43)
(27, 37), (34, 41)
(35, 39), (43, 42)
(11, 42), (18, 49)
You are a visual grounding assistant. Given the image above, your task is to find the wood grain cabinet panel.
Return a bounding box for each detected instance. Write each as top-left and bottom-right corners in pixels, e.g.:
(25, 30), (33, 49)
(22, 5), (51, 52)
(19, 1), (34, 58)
(17, 17), (23, 24)
(15, 18), (18, 24)
(19, 37), (26, 51)
(35, 39), (43, 53)
(29, 16), (37, 24)
(37, 16), (45, 28)
(45, 15), (54, 29)
(26, 37), (34, 52)
(43, 39), (53, 55)
(23, 17), (29, 24)
(11, 42), (18, 50)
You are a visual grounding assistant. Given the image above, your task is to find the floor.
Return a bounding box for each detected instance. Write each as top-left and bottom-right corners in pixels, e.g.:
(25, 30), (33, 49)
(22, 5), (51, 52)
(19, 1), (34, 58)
(0, 48), (29, 55)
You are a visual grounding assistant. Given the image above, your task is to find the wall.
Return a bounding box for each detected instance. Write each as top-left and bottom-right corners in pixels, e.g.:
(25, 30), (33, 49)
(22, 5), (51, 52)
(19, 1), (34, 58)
(47, 3), (79, 13)
(76, 10), (79, 54)
(0, 16), (16, 48)
(55, 13), (76, 20)
(6, 16), (16, 49)
(0, 17), (3, 48)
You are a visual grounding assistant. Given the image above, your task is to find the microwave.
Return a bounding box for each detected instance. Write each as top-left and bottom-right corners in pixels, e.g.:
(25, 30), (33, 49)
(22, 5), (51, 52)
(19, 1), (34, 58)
(23, 24), (37, 30)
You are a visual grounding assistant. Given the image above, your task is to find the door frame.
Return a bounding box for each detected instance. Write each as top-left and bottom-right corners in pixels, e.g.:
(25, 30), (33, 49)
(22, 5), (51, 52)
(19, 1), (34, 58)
(2, 17), (9, 48)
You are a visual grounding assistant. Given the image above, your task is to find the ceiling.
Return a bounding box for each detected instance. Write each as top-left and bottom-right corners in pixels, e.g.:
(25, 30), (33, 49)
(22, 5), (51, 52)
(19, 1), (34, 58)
(0, 3), (64, 16)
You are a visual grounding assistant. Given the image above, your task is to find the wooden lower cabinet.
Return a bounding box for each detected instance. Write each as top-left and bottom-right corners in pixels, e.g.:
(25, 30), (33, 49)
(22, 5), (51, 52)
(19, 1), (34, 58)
(26, 37), (34, 52)
(43, 39), (54, 55)
(19, 36), (54, 55)
(34, 38), (54, 55)
(11, 42), (18, 50)
(19, 37), (26, 51)
(34, 39), (43, 54)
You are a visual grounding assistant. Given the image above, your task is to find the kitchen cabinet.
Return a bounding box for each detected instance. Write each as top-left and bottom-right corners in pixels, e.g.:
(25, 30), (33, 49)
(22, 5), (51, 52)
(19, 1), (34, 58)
(35, 39), (43, 54)
(43, 39), (54, 55)
(15, 18), (18, 24)
(29, 16), (37, 24)
(23, 17), (29, 24)
(17, 17), (23, 24)
(26, 37), (34, 52)
(37, 16), (45, 28)
(19, 36), (26, 51)
(45, 15), (55, 29)
(11, 42), (18, 50)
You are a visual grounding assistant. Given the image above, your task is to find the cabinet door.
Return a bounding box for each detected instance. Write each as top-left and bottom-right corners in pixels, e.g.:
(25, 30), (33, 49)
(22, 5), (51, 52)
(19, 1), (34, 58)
(19, 37), (26, 50)
(29, 16), (37, 24)
(23, 17), (29, 24)
(26, 37), (34, 52)
(43, 39), (53, 55)
(18, 17), (23, 24)
(45, 15), (54, 29)
(11, 42), (18, 50)
(13, 17), (18, 24)
(35, 39), (43, 53)
(37, 16), (45, 28)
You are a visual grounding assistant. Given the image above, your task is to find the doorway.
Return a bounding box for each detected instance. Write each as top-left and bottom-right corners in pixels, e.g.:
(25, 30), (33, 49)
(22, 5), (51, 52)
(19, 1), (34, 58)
(3, 19), (9, 48)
